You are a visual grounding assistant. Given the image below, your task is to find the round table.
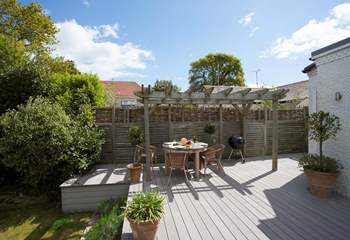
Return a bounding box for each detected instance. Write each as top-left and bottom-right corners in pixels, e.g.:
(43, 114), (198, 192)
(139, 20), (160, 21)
(162, 142), (208, 178)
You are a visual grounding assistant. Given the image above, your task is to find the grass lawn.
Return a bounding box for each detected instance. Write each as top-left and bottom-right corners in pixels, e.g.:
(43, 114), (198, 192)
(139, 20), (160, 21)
(0, 187), (91, 240)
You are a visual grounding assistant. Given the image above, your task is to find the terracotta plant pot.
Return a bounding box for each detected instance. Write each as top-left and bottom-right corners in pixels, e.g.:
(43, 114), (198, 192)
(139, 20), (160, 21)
(127, 163), (142, 183)
(128, 218), (159, 240)
(304, 169), (339, 198)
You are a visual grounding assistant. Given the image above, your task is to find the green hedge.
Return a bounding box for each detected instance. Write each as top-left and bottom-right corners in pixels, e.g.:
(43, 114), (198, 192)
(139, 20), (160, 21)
(0, 97), (103, 191)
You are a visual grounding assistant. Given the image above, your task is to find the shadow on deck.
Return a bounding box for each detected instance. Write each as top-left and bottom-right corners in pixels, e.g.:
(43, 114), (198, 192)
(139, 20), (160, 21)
(122, 153), (350, 240)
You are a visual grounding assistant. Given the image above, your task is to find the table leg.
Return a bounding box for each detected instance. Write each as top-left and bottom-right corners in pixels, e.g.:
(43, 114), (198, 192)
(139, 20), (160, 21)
(195, 151), (200, 178)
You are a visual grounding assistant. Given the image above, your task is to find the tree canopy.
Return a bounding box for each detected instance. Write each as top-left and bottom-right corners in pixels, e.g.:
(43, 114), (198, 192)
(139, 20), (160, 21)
(152, 80), (181, 92)
(189, 53), (245, 91)
(0, 0), (57, 54)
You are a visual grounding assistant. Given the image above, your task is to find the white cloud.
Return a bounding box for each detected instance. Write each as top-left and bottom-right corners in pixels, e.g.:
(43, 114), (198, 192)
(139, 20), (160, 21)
(54, 19), (153, 79)
(96, 24), (119, 39)
(83, 0), (89, 7)
(239, 12), (255, 26)
(249, 26), (260, 37)
(266, 3), (350, 59)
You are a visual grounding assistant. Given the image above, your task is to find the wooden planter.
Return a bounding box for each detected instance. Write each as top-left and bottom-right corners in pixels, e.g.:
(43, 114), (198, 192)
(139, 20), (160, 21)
(128, 218), (160, 240)
(304, 170), (339, 198)
(127, 163), (142, 183)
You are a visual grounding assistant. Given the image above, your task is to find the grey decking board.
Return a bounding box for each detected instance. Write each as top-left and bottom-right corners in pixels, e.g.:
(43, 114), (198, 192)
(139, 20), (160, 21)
(189, 177), (255, 240)
(60, 164), (128, 188)
(169, 171), (215, 240)
(222, 166), (331, 240)
(230, 161), (350, 230)
(224, 163), (349, 239)
(122, 154), (350, 240)
(205, 173), (294, 240)
(209, 169), (306, 240)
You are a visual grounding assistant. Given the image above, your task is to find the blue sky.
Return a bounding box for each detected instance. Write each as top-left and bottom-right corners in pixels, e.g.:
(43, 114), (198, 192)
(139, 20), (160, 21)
(21, 0), (350, 90)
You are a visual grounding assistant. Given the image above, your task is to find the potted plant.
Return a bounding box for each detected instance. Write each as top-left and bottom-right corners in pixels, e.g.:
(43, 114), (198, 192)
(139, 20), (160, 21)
(299, 111), (343, 198)
(204, 122), (216, 143)
(127, 126), (144, 183)
(125, 192), (165, 240)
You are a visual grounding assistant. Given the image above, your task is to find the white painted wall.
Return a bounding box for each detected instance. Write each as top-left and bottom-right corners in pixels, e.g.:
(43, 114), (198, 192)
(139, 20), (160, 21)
(307, 46), (350, 196)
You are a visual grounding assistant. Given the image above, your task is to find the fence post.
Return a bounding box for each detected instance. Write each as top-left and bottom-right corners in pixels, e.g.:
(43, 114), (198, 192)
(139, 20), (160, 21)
(168, 104), (173, 140)
(263, 107), (268, 156)
(111, 105), (116, 163)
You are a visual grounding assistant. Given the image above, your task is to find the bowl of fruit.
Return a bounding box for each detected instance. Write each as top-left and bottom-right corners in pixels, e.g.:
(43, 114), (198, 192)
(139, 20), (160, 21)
(180, 138), (193, 148)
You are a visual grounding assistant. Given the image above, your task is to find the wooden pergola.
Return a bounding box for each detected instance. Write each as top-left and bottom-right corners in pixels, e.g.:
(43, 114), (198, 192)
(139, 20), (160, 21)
(135, 85), (289, 181)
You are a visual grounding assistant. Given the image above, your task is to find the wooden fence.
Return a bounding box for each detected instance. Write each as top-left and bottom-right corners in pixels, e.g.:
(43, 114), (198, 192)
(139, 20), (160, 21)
(96, 106), (308, 163)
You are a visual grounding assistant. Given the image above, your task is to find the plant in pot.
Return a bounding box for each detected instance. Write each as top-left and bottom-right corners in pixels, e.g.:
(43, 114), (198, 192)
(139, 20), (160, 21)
(125, 192), (165, 240)
(204, 122), (216, 144)
(127, 126), (144, 183)
(299, 111), (343, 198)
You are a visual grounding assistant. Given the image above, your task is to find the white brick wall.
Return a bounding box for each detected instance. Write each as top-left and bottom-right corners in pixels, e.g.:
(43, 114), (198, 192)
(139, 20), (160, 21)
(307, 47), (350, 197)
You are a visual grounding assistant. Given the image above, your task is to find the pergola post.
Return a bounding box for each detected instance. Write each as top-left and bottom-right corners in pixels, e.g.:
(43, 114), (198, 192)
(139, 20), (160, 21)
(219, 104), (223, 144)
(168, 104), (172, 140)
(272, 98), (279, 171)
(144, 97), (152, 181)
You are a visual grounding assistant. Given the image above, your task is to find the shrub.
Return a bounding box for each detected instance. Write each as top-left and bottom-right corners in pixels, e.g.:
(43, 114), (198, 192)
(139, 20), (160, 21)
(0, 97), (103, 191)
(127, 126), (144, 146)
(49, 73), (106, 116)
(85, 198), (126, 240)
(299, 154), (343, 173)
(124, 192), (165, 224)
(204, 123), (216, 135)
(0, 66), (49, 114)
(300, 111), (342, 173)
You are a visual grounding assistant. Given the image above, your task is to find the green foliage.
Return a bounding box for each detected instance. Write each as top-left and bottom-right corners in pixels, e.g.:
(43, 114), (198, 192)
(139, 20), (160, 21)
(125, 192), (165, 224)
(152, 80), (181, 92)
(0, 97), (103, 191)
(49, 73), (106, 116)
(307, 111), (341, 161)
(0, 65), (49, 114)
(128, 126), (144, 146)
(85, 198), (126, 240)
(0, 34), (28, 73)
(0, 0), (57, 54)
(189, 53), (245, 91)
(48, 218), (74, 233)
(204, 123), (216, 135)
(307, 111), (341, 146)
(299, 154), (343, 173)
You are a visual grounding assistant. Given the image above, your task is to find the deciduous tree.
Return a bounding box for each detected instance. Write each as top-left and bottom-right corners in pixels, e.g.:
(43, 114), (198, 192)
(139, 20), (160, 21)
(189, 53), (245, 91)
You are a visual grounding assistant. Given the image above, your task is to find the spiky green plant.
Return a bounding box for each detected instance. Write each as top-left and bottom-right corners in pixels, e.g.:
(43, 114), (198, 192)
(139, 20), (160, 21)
(125, 192), (165, 224)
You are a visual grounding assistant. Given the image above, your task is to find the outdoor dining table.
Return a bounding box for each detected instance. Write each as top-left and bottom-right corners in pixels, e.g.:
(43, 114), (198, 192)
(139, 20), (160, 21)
(162, 142), (208, 179)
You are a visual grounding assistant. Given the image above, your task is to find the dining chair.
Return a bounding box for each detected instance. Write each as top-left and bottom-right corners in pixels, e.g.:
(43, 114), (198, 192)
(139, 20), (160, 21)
(167, 151), (190, 185)
(135, 144), (157, 172)
(200, 144), (225, 174)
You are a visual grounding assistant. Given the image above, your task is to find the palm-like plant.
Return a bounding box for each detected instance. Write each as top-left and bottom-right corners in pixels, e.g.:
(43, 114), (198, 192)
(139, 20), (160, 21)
(125, 192), (165, 224)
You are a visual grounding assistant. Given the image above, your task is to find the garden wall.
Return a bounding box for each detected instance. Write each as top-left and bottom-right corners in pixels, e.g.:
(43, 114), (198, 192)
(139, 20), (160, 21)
(95, 106), (308, 163)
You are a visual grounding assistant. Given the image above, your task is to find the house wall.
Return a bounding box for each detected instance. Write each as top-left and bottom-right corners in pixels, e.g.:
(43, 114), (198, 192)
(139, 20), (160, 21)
(308, 46), (350, 196)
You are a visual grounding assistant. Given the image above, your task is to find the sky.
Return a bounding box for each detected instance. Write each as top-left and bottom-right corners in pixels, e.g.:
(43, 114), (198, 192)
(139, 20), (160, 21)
(20, 0), (350, 90)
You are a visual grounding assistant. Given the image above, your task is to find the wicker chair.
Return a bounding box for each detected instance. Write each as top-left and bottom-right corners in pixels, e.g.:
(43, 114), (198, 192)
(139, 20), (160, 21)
(200, 144), (225, 174)
(167, 151), (189, 185)
(135, 144), (157, 172)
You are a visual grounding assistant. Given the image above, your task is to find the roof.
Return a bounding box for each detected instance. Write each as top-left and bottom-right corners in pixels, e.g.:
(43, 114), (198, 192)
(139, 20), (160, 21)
(302, 63), (316, 74)
(277, 80), (308, 103)
(311, 37), (350, 58)
(102, 81), (141, 98)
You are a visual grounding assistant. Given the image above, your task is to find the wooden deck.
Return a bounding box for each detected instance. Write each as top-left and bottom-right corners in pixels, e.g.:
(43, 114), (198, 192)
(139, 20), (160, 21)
(121, 154), (350, 240)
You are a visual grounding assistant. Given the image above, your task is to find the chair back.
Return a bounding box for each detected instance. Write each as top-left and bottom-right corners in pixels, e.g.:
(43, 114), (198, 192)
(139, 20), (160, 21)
(168, 151), (187, 169)
(135, 144), (157, 162)
(204, 144), (225, 162)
